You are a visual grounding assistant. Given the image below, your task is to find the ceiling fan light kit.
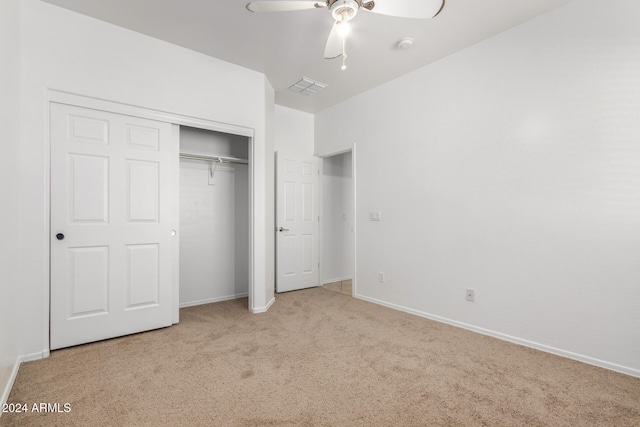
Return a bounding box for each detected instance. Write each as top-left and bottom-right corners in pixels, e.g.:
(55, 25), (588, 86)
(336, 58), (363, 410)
(246, 0), (445, 69)
(330, 0), (359, 21)
(336, 20), (351, 37)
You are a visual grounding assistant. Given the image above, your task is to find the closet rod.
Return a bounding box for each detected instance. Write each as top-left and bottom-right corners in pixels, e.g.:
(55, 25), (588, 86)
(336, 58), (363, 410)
(179, 153), (248, 165)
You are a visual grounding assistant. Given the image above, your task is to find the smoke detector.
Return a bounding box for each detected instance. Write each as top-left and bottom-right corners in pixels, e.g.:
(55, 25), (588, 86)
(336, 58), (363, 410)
(397, 37), (414, 49)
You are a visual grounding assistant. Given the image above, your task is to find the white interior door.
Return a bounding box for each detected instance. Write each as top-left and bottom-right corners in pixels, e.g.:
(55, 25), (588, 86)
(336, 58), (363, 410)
(276, 151), (319, 292)
(50, 102), (175, 350)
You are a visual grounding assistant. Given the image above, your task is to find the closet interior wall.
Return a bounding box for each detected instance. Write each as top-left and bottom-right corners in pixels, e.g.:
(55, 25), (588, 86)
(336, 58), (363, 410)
(179, 126), (249, 307)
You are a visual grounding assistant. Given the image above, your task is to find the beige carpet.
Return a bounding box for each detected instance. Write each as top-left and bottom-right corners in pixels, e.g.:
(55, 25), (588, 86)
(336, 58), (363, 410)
(2, 288), (639, 426)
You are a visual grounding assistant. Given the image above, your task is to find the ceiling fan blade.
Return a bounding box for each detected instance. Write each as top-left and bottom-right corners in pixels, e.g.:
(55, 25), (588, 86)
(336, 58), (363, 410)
(246, 1), (326, 13)
(324, 21), (343, 59)
(367, 0), (445, 19)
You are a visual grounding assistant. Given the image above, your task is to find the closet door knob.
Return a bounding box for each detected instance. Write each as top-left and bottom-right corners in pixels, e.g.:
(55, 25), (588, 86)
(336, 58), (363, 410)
(278, 227), (290, 232)
(56, 233), (65, 241)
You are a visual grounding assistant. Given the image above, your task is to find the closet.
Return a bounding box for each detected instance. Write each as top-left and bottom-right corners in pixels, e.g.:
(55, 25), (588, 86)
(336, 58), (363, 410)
(179, 126), (249, 307)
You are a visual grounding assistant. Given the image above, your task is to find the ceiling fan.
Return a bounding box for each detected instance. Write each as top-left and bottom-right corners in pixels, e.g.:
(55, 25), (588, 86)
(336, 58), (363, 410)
(246, 0), (445, 70)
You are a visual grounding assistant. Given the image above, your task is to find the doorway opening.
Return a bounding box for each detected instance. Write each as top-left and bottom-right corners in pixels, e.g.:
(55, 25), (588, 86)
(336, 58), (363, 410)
(320, 150), (354, 296)
(178, 126), (250, 308)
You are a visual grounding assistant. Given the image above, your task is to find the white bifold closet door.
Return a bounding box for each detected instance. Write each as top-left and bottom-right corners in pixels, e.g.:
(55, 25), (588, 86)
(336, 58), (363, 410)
(50, 103), (175, 350)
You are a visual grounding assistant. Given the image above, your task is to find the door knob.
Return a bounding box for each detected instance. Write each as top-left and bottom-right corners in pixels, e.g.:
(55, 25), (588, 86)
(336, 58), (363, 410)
(56, 233), (65, 241)
(278, 227), (290, 232)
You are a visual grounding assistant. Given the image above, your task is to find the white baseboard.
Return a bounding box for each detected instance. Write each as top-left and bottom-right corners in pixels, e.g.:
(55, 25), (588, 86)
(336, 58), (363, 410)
(354, 293), (640, 379)
(321, 276), (352, 285)
(0, 359), (21, 413)
(251, 296), (275, 314)
(21, 350), (49, 363)
(0, 350), (49, 414)
(179, 293), (248, 308)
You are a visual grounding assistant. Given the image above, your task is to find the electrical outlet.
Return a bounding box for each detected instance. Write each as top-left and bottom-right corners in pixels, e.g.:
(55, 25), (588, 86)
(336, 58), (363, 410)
(378, 272), (385, 283)
(466, 289), (475, 302)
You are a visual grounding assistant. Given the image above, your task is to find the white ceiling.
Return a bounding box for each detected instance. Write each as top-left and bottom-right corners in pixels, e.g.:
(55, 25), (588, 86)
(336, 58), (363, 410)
(41, 0), (573, 113)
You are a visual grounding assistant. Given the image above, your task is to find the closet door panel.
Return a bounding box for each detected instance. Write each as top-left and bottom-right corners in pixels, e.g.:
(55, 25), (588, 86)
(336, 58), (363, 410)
(69, 154), (109, 224)
(127, 160), (159, 222)
(68, 246), (110, 317)
(126, 124), (160, 151)
(126, 243), (160, 308)
(51, 102), (175, 350)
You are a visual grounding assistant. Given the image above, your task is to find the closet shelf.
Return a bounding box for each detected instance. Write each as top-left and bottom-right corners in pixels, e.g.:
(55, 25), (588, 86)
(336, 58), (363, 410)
(179, 152), (248, 165)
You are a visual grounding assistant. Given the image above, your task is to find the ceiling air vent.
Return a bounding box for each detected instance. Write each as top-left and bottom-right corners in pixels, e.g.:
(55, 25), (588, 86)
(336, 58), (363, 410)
(287, 77), (327, 96)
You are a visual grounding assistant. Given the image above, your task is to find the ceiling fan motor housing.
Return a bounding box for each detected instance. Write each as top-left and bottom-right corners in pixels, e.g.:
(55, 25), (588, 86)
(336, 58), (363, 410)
(329, 0), (360, 21)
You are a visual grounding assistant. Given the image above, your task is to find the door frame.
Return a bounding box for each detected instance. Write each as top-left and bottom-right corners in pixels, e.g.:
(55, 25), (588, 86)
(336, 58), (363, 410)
(318, 145), (357, 297)
(46, 90), (258, 349)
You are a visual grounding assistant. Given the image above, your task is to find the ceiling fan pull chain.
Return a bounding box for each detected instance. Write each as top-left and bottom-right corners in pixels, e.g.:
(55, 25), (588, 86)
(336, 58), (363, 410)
(341, 36), (347, 70)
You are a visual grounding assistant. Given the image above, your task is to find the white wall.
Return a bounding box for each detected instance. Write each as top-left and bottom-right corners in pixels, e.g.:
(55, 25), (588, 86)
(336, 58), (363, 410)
(263, 79), (276, 309)
(274, 105), (314, 155)
(179, 127), (249, 306)
(17, 0), (274, 359)
(315, 0), (640, 376)
(321, 152), (354, 284)
(0, 0), (21, 407)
